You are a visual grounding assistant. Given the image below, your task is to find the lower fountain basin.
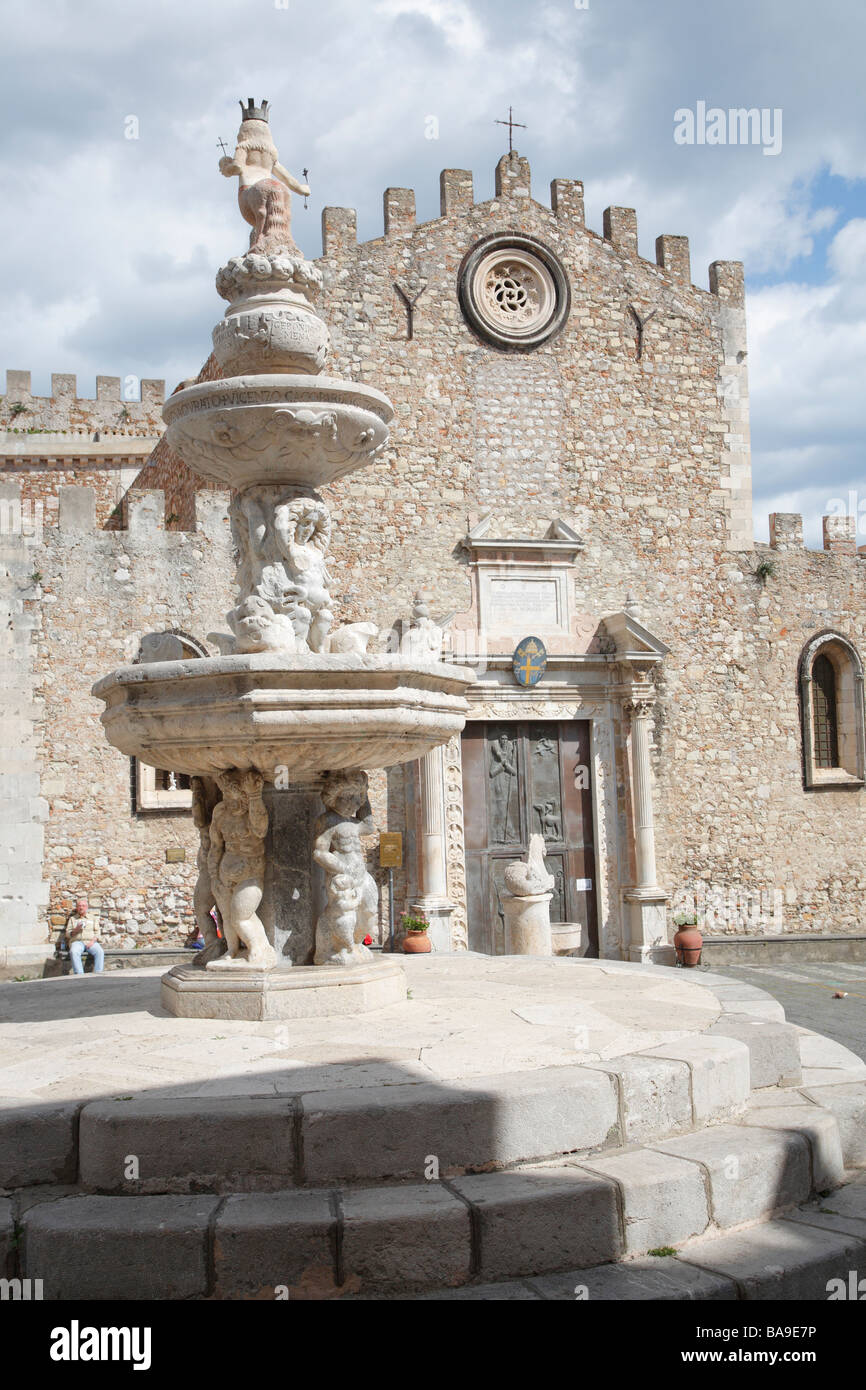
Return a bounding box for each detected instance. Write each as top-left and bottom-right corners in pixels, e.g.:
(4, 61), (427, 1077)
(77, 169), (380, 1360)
(92, 653), (475, 778)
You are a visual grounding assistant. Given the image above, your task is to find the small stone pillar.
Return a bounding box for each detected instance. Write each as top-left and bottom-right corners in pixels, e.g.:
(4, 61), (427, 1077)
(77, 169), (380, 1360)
(409, 744), (454, 952)
(502, 891), (553, 956)
(623, 693), (673, 966)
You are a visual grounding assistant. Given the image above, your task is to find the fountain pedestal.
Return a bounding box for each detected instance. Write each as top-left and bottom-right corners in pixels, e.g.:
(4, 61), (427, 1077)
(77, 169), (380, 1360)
(161, 956), (406, 1020)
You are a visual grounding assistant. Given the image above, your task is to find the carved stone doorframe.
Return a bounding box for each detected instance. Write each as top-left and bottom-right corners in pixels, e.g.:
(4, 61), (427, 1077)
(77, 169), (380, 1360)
(441, 696), (622, 957)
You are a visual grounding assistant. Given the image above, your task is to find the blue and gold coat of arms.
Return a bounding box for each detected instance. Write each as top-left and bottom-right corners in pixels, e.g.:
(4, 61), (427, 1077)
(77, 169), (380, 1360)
(512, 636), (548, 688)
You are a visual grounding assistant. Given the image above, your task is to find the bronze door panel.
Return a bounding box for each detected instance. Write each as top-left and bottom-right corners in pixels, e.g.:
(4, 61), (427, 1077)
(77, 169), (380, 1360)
(461, 720), (598, 957)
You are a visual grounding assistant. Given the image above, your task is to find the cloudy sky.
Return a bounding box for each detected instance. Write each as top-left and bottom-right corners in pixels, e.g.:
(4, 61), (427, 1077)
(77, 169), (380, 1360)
(1, 0), (864, 544)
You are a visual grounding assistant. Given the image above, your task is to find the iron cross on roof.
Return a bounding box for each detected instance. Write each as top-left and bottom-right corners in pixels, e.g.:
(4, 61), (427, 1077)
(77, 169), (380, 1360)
(495, 106), (527, 154)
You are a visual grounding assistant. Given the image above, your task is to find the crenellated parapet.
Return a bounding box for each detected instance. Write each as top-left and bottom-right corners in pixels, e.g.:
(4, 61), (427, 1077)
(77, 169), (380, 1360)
(319, 151), (741, 300)
(1, 370), (165, 438)
(768, 511), (865, 558)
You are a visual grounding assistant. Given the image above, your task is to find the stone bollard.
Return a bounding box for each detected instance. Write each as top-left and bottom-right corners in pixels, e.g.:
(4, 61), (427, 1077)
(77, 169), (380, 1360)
(502, 890), (553, 956)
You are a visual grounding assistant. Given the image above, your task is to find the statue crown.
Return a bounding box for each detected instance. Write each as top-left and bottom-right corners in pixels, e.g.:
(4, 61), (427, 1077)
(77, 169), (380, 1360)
(239, 97), (270, 123)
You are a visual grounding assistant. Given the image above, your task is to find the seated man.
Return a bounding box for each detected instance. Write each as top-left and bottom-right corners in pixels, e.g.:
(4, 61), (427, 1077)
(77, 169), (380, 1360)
(64, 897), (105, 975)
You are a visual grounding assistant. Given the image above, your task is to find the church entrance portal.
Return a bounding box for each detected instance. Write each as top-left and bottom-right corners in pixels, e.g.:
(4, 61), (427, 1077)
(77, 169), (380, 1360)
(460, 721), (599, 956)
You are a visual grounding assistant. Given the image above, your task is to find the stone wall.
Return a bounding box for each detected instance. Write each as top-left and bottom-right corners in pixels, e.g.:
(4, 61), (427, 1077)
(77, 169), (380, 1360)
(0, 481), (235, 955)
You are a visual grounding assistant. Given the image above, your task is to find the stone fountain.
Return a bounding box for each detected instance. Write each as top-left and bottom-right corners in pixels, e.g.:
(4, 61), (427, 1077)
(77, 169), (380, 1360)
(92, 99), (474, 1019)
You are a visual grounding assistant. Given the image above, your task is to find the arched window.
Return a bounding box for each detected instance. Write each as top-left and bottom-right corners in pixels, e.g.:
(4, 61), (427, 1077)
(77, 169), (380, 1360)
(811, 654), (839, 769)
(799, 633), (865, 788)
(134, 630), (207, 811)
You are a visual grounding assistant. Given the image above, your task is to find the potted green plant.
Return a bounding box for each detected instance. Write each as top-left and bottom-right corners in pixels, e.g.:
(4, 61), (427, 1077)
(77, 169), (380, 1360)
(401, 911), (432, 954)
(672, 911), (703, 967)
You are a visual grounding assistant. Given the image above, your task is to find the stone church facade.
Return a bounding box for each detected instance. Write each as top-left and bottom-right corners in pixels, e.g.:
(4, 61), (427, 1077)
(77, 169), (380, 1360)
(2, 150), (865, 971)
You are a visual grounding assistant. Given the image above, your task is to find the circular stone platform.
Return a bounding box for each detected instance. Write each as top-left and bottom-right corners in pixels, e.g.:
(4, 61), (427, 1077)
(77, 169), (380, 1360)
(1, 954), (726, 1103)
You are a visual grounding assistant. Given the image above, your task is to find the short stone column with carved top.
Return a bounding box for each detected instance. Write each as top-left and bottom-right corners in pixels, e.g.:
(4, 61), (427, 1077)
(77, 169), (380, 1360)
(623, 689), (674, 966)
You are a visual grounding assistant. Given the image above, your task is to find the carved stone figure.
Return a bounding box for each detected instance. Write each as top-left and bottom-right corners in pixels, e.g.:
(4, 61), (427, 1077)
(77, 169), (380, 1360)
(274, 495), (334, 651)
(228, 595), (297, 653)
(400, 591), (444, 659)
(504, 834), (556, 897)
(227, 488), (334, 653)
(207, 769), (276, 969)
(328, 621), (378, 655)
(220, 99), (310, 256)
(313, 821), (376, 966)
(191, 776), (226, 966)
(501, 835), (554, 956)
(312, 770), (378, 965)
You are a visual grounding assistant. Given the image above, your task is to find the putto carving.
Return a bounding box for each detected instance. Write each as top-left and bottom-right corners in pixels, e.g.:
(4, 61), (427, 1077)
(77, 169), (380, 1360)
(400, 591), (444, 659)
(220, 100), (310, 256)
(313, 771), (379, 966)
(207, 770), (276, 969)
(191, 776), (226, 966)
(228, 488), (334, 654)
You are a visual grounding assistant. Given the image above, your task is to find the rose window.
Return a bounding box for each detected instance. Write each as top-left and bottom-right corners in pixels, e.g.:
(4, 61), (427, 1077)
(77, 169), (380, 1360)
(459, 236), (570, 349)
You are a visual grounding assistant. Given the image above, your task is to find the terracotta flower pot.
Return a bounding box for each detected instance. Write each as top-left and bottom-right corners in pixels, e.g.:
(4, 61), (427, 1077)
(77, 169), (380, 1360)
(402, 931), (432, 954)
(674, 926), (703, 967)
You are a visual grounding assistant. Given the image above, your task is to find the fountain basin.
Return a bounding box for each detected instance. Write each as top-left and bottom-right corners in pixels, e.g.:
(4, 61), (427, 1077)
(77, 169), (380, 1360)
(162, 374), (395, 490)
(92, 654), (475, 779)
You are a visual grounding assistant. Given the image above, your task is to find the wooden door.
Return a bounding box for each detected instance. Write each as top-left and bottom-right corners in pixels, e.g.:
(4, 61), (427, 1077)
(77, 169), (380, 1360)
(461, 721), (598, 956)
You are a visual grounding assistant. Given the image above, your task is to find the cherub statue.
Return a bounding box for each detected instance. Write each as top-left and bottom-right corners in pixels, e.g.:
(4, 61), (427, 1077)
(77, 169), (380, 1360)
(313, 822), (376, 966)
(273, 496), (334, 651)
(190, 776), (227, 966)
(207, 769), (276, 969)
(219, 99), (310, 256)
(312, 771), (378, 965)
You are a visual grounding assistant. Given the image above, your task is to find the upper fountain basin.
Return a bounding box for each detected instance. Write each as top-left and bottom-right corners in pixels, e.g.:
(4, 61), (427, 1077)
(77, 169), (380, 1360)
(162, 375), (395, 490)
(92, 653), (475, 780)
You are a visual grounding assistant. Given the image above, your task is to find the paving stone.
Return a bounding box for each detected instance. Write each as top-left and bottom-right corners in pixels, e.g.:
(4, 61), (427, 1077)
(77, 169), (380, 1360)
(577, 1148), (709, 1253)
(785, 1175), (866, 1239)
(801, 1083), (866, 1165)
(708, 1014), (802, 1088)
(677, 1217), (866, 1299)
(414, 1279), (542, 1301)
(214, 1191), (336, 1299)
(586, 1054), (692, 1143)
(652, 1124), (811, 1227)
(78, 1097), (296, 1192)
(341, 1183), (471, 1294)
(798, 1031), (865, 1072)
(0, 1099), (79, 1186)
(740, 1105), (844, 1190)
(638, 1035), (750, 1123)
(450, 1168), (621, 1280)
(532, 1256), (737, 1301)
(301, 1067), (619, 1183)
(23, 1195), (219, 1299)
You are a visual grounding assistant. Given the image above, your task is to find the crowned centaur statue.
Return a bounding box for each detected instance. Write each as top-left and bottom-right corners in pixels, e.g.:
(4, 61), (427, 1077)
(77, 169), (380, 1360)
(219, 98), (310, 256)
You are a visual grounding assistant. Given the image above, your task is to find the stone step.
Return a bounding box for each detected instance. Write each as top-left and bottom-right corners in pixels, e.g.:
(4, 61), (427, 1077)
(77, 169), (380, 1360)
(4, 1018), (855, 1196)
(13, 1097), (863, 1300)
(68, 1041), (750, 1192)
